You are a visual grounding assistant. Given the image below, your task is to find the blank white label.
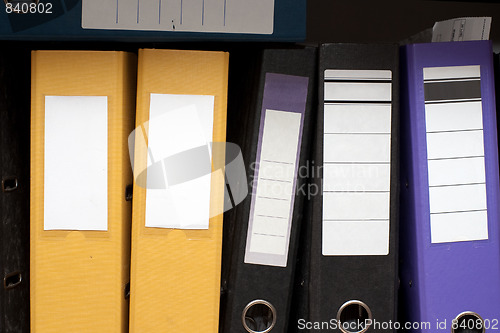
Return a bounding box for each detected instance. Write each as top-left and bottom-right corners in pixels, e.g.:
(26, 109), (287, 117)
(424, 65), (488, 243)
(322, 69), (392, 256)
(324, 134), (391, 163)
(428, 157), (485, 187)
(44, 96), (108, 231)
(430, 210), (488, 243)
(425, 101), (483, 132)
(323, 221), (389, 256)
(426, 130), (484, 160)
(323, 192), (390, 221)
(82, 0), (274, 34)
(145, 94), (214, 229)
(323, 164), (390, 192)
(245, 110), (302, 266)
(324, 82), (391, 102)
(429, 183), (487, 214)
(324, 104), (391, 134)
(423, 65), (481, 81)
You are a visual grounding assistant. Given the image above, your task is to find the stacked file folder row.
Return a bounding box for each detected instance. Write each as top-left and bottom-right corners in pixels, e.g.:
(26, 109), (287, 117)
(0, 40), (499, 333)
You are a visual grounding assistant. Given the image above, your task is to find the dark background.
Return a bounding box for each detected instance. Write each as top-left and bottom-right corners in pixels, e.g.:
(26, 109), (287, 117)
(305, 0), (500, 51)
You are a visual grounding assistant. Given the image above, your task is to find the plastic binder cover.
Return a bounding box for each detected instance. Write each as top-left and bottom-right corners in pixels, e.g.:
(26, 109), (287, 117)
(129, 49), (228, 333)
(399, 40), (500, 330)
(30, 50), (136, 332)
(303, 43), (399, 333)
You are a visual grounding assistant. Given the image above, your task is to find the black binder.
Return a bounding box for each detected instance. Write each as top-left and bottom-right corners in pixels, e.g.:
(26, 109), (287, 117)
(220, 46), (317, 333)
(296, 43), (399, 333)
(0, 44), (31, 332)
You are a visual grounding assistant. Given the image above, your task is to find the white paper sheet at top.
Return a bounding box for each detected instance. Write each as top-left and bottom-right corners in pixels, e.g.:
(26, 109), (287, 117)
(82, 0), (274, 34)
(432, 17), (491, 42)
(145, 93), (214, 229)
(44, 96), (108, 231)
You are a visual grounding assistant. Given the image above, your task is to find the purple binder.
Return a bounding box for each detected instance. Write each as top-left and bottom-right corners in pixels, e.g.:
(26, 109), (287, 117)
(400, 40), (500, 331)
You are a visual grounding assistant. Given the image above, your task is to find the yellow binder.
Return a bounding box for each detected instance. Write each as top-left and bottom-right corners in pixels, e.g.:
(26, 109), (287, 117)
(31, 50), (137, 332)
(129, 49), (228, 332)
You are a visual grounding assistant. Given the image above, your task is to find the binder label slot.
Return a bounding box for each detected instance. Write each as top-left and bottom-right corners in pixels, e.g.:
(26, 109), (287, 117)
(44, 96), (108, 231)
(144, 93), (214, 229)
(423, 65), (488, 243)
(244, 73), (308, 267)
(322, 69), (392, 256)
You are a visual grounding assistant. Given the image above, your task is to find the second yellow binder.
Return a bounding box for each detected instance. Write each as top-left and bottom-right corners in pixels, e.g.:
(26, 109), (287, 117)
(129, 49), (228, 332)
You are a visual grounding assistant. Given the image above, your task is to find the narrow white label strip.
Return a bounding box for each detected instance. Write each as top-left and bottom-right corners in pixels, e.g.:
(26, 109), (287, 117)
(44, 96), (108, 231)
(246, 110), (301, 261)
(424, 65), (488, 243)
(82, 0), (274, 34)
(145, 93), (214, 229)
(322, 69), (392, 256)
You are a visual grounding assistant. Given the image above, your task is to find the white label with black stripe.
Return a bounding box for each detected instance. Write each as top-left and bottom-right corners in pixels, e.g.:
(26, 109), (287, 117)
(424, 65), (488, 243)
(322, 69), (392, 256)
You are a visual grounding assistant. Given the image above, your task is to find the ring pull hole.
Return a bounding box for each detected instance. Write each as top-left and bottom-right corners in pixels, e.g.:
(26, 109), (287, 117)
(242, 300), (276, 333)
(4, 271), (22, 290)
(125, 185), (133, 201)
(2, 177), (18, 192)
(124, 282), (130, 300)
(452, 312), (484, 333)
(337, 300), (372, 333)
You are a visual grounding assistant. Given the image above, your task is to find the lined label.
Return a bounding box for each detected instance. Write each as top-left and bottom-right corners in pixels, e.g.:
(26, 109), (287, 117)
(144, 93), (214, 229)
(424, 65), (488, 243)
(244, 73), (308, 267)
(44, 96), (108, 231)
(82, 0), (274, 34)
(246, 110), (301, 259)
(322, 69), (392, 256)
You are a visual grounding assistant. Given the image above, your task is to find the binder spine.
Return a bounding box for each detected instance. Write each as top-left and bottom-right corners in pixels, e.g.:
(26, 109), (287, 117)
(399, 41), (500, 330)
(0, 45), (30, 333)
(222, 47), (316, 333)
(309, 43), (399, 332)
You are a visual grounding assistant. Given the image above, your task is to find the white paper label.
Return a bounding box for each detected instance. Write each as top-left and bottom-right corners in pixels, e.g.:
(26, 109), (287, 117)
(44, 96), (108, 231)
(322, 69), (392, 256)
(245, 110), (302, 267)
(432, 17), (491, 42)
(424, 65), (488, 243)
(82, 0), (274, 34)
(144, 93), (214, 229)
